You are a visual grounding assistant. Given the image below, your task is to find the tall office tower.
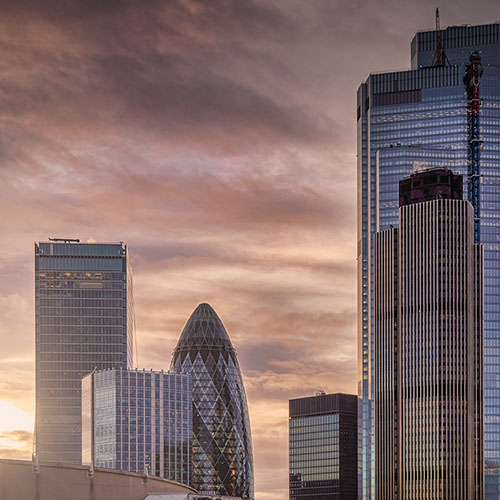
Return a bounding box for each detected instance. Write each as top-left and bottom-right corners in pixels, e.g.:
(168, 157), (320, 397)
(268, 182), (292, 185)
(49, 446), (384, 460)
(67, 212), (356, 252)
(81, 368), (192, 485)
(289, 392), (357, 500)
(357, 23), (500, 498)
(374, 168), (483, 499)
(34, 239), (134, 464)
(170, 303), (254, 499)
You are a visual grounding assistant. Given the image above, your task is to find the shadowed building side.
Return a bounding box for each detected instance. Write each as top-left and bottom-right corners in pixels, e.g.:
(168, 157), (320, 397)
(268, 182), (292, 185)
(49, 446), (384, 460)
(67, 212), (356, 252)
(374, 169), (483, 499)
(289, 392), (357, 499)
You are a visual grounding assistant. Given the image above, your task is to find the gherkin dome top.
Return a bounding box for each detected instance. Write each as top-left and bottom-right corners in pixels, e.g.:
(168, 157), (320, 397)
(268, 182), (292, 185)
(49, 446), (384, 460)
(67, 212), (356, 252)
(173, 303), (235, 353)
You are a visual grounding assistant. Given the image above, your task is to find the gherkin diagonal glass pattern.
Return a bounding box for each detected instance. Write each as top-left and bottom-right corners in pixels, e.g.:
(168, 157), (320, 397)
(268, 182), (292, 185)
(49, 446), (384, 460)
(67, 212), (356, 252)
(170, 303), (254, 499)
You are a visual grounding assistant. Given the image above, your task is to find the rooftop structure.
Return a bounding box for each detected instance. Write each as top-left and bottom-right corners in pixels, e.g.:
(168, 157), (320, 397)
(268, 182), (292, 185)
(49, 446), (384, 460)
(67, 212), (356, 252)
(398, 168), (463, 207)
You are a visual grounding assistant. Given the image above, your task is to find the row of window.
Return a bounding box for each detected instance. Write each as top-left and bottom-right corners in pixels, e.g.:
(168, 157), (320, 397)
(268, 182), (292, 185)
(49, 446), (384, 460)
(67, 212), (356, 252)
(39, 289), (125, 298)
(38, 281), (125, 289)
(38, 257), (124, 271)
(38, 362), (125, 373)
(39, 299), (124, 307)
(38, 271), (124, 280)
(38, 344), (125, 353)
(38, 334), (125, 344)
(38, 308), (124, 316)
(38, 317), (125, 325)
(38, 353), (125, 361)
(38, 326), (125, 334)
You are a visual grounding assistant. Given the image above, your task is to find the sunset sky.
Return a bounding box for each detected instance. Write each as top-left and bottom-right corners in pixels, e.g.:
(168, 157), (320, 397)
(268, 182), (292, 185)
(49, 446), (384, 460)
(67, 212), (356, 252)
(0, 1), (499, 498)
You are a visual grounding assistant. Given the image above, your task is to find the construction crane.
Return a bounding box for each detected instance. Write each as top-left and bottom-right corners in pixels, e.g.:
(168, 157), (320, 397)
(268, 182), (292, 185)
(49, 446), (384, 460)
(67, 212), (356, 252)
(432, 8), (451, 67)
(464, 51), (484, 244)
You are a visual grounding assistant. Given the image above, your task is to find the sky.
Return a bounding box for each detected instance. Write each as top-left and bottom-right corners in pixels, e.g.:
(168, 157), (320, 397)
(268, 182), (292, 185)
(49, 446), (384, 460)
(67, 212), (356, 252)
(0, 0), (499, 498)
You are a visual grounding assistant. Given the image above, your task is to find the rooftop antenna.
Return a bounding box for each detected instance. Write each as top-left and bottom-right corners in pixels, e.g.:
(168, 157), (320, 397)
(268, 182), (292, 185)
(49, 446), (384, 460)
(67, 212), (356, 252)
(431, 7), (451, 67)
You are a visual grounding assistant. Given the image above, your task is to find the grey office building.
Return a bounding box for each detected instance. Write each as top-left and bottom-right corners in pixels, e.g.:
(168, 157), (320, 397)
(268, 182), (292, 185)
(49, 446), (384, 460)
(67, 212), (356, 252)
(82, 368), (192, 485)
(374, 169), (483, 499)
(289, 392), (357, 500)
(34, 240), (134, 464)
(358, 22), (500, 499)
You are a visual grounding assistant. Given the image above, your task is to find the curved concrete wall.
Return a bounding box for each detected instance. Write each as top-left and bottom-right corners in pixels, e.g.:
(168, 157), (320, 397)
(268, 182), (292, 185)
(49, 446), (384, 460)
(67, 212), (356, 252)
(0, 459), (196, 500)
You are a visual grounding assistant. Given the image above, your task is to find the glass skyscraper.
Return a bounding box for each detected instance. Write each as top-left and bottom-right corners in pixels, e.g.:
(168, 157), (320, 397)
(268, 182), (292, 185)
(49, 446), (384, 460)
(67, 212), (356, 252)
(374, 169), (483, 499)
(289, 392), (357, 500)
(82, 368), (192, 485)
(170, 303), (254, 499)
(34, 240), (134, 464)
(358, 23), (500, 499)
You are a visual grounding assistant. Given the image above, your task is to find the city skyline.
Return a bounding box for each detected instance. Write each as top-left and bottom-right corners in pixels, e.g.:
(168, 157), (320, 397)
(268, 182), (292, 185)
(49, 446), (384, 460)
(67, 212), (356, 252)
(1, 2), (500, 500)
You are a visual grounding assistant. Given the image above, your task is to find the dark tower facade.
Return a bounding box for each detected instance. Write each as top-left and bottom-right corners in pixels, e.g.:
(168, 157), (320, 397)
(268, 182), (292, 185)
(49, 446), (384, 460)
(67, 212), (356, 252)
(170, 303), (254, 499)
(374, 169), (484, 499)
(289, 392), (357, 500)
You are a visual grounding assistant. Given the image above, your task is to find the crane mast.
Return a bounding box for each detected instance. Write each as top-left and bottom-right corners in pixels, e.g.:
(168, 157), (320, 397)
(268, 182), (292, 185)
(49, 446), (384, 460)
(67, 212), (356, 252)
(464, 51), (483, 244)
(432, 8), (451, 67)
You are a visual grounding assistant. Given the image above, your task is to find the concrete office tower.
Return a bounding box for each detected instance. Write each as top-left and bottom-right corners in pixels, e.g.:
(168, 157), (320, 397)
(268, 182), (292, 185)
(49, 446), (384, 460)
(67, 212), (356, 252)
(170, 303), (254, 499)
(289, 392), (357, 500)
(34, 240), (134, 464)
(81, 368), (192, 486)
(357, 23), (500, 499)
(374, 169), (483, 499)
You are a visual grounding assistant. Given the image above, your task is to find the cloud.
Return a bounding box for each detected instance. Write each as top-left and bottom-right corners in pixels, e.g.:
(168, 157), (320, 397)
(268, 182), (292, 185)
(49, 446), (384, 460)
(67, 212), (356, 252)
(0, 430), (32, 460)
(0, 430), (32, 443)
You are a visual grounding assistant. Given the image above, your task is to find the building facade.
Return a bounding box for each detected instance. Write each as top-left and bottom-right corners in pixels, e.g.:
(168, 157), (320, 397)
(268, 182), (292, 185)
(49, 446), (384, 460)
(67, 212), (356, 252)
(170, 303), (254, 499)
(289, 392), (357, 500)
(34, 240), (134, 464)
(82, 368), (192, 486)
(357, 23), (500, 499)
(374, 169), (483, 499)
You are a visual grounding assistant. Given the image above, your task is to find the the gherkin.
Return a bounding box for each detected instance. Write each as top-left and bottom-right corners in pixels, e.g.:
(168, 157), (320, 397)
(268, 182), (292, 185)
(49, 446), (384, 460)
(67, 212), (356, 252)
(170, 303), (254, 499)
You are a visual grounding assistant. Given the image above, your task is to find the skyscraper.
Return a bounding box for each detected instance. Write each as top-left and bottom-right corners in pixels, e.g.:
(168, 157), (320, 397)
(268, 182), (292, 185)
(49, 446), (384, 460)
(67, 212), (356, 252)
(357, 23), (500, 498)
(289, 392), (357, 500)
(35, 239), (134, 464)
(170, 303), (254, 499)
(374, 168), (483, 499)
(81, 368), (192, 485)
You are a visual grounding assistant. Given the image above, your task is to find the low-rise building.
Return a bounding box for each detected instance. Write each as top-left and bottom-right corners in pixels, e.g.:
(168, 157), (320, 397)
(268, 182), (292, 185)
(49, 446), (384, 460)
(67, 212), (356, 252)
(82, 368), (192, 486)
